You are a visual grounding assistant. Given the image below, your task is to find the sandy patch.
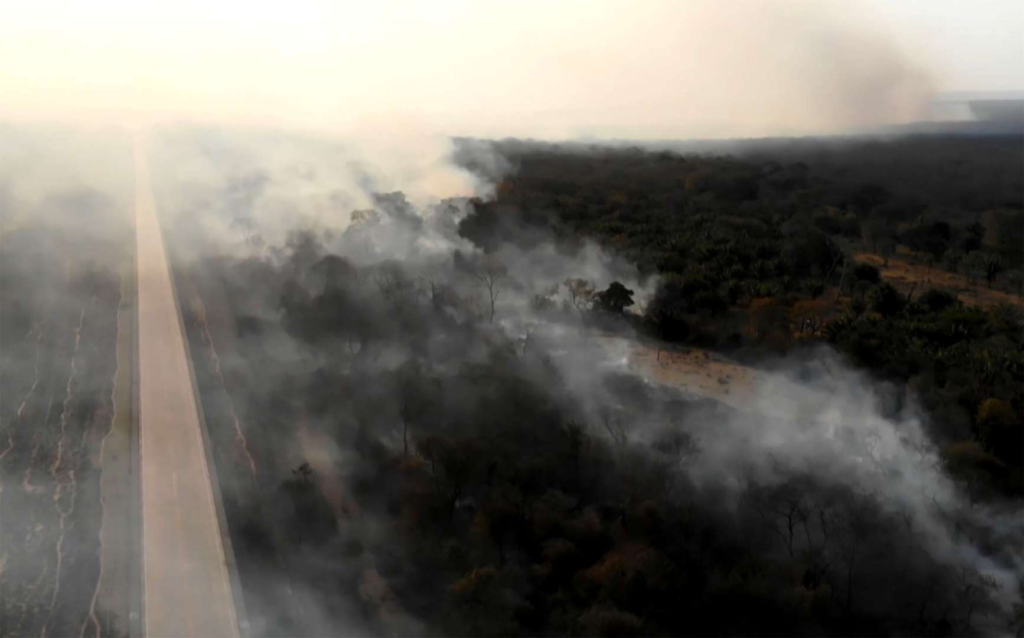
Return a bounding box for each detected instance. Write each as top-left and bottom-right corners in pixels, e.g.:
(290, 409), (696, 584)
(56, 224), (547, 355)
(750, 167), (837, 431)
(595, 335), (758, 408)
(853, 253), (1023, 310)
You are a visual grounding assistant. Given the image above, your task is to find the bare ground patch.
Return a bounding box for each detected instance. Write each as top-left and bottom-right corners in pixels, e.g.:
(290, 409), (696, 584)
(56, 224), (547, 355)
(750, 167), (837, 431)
(853, 252), (1023, 310)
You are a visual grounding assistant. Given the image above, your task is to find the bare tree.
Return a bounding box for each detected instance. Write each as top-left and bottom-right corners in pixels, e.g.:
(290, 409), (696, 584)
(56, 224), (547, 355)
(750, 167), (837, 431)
(600, 408), (628, 463)
(953, 566), (998, 634)
(826, 240), (849, 301)
(374, 262), (416, 310)
(472, 257), (506, 323)
(651, 429), (698, 495)
(231, 214), (264, 250)
(982, 253), (1004, 289)
(292, 462), (314, 485)
(429, 280), (460, 317)
(751, 480), (811, 558)
(349, 208), (380, 228)
(563, 278), (594, 319)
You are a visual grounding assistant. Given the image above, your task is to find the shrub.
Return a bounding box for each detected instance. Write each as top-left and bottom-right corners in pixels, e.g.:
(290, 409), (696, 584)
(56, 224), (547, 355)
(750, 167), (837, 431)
(870, 283), (905, 317)
(852, 263), (881, 284)
(918, 289), (958, 313)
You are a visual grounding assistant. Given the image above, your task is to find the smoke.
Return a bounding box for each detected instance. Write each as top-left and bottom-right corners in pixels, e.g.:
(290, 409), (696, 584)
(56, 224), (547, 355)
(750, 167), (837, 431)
(0, 1), (940, 140)
(143, 126), (493, 265)
(1, 2), (1020, 630)
(681, 350), (1023, 608)
(2, 116), (1022, 635)
(126, 125), (1020, 634)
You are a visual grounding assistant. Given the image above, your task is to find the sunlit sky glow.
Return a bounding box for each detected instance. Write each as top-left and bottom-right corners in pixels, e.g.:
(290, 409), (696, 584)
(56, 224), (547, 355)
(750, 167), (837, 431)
(1, 0), (1021, 138)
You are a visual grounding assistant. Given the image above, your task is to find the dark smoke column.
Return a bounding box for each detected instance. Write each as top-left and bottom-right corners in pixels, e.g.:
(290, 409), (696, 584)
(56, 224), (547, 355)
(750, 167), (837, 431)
(133, 133), (240, 638)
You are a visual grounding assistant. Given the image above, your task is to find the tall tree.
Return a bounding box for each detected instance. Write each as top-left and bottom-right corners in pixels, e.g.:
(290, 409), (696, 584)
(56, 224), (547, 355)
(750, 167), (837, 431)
(472, 257), (506, 323)
(594, 281), (635, 314)
(563, 278), (594, 319)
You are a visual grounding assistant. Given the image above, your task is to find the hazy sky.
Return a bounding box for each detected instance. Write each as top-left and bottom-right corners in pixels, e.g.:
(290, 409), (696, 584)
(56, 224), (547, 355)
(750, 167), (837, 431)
(2, 0), (1021, 139)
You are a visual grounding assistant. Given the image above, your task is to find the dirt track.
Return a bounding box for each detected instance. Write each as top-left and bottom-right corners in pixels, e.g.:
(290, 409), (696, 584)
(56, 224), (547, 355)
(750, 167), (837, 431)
(134, 134), (240, 638)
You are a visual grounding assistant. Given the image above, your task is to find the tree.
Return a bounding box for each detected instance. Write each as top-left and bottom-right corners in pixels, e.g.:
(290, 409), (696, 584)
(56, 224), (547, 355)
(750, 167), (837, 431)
(750, 480), (813, 558)
(646, 277), (690, 343)
(374, 261), (416, 309)
(964, 251), (988, 286)
(1010, 271), (1024, 299)
(901, 222), (949, 268)
(231, 214), (263, 250)
(832, 243), (850, 301)
(651, 430), (697, 495)
(472, 257), (506, 323)
(861, 218), (893, 255)
(594, 282), (635, 314)
(976, 398), (1023, 466)
(918, 289), (958, 313)
(749, 299), (789, 343)
(530, 294), (555, 314)
(982, 254), (1004, 288)
(418, 435), (478, 520)
(429, 280), (456, 314)
(311, 254), (356, 292)
(600, 409), (628, 462)
(397, 361), (432, 459)
(1012, 576), (1024, 638)
(564, 278), (594, 319)
(943, 247), (965, 274)
(878, 236), (896, 267)
(292, 461), (314, 485)
(852, 263), (880, 284)
(780, 225), (842, 285)
(283, 462), (337, 546)
(986, 210), (1024, 268)
(349, 208), (380, 228)
(850, 183), (889, 216)
(871, 283), (905, 317)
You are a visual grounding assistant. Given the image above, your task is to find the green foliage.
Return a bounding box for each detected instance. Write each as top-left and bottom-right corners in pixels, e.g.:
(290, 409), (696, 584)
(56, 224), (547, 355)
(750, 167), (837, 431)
(917, 289), (958, 313)
(870, 283), (905, 317)
(456, 140), (1024, 497)
(982, 253), (1004, 287)
(823, 301), (1023, 492)
(594, 282), (635, 314)
(977, 398), (1024, 467)
(853, 263), (880, 284)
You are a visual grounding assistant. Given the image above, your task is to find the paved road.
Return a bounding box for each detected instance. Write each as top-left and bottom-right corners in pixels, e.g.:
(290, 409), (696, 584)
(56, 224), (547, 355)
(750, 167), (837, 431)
(134, 134), (240, 638)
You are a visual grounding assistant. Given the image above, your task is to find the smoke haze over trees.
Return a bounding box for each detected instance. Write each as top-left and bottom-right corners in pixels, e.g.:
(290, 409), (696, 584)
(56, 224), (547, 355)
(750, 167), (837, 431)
(133, 127), (1024, 636)
(1, 2), (1022, 631)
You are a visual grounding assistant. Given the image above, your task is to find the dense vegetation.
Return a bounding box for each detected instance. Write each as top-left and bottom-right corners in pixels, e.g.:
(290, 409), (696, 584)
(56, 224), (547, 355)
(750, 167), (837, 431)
(457, 135), (1024, 496)
(183, 239), (1016, 638)
(172, 132), (1023, 638)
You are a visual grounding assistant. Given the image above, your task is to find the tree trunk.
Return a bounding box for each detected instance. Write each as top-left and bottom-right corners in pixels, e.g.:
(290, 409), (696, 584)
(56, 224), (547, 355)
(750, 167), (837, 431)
(845, 559), (855, 614)
(449, 485), (462, 520)
(833, 259), (848, 302)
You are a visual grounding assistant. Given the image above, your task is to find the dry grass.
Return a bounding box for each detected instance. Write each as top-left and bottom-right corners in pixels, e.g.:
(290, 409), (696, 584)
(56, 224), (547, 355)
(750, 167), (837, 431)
(594, 335), (758, 407)
(630, 343), (757, 407)
(853, 252), (1023, 310)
